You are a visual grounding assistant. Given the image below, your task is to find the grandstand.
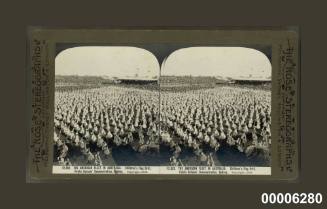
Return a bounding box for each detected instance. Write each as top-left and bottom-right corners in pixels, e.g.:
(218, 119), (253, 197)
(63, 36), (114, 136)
(233, 79), (271, 85)
(118, 78), (158, 85)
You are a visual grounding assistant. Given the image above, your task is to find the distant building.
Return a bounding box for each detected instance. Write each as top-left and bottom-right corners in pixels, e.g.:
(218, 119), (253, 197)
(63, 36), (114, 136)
(101, 75), (159, 84)
(117, 78), (158, 85)
(232, 79), (271, 85)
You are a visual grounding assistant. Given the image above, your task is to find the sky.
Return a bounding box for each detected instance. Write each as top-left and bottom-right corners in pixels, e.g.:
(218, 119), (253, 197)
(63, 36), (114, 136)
(162, 47), (271, 80)
(56, 46), (271, 80)
(55, 46), (160, 79)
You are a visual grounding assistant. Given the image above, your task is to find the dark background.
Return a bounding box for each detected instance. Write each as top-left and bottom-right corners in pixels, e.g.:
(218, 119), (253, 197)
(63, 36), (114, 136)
(1, 0), (326, 208)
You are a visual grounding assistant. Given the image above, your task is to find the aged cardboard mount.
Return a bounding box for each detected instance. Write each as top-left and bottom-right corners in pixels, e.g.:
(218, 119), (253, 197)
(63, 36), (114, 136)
(27, 28), (299, 181)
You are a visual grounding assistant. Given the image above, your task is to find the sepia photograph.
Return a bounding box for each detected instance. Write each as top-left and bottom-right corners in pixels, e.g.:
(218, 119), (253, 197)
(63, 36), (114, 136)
(54, 46), (160, 167)
(160, 46), (272, 167)
(53, 44), (272, 171)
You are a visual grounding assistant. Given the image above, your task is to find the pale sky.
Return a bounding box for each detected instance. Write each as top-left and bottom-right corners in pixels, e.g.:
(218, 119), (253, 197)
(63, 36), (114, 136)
(162, 47), (271, 80)
(55, 46), (160, 79)
(56, 46), (271, 80)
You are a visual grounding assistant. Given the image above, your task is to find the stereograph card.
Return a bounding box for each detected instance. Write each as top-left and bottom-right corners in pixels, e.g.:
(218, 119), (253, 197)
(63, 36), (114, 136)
(26, 28), (300, 181)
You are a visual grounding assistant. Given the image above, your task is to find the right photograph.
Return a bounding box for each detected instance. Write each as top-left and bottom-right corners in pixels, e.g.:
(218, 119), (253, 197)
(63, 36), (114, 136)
(160, 46), (272, 167)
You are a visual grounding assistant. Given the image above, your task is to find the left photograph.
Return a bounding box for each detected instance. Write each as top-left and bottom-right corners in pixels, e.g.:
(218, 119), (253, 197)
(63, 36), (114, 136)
(54, 46), (160, 166)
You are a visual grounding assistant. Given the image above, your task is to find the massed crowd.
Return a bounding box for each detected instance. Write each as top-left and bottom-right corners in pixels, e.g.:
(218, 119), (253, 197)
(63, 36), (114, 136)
(54, 85), (271, 166)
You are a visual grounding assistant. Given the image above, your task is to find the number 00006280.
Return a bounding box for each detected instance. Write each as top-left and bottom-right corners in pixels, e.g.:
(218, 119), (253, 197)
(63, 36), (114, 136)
(261, 193), (323, 204)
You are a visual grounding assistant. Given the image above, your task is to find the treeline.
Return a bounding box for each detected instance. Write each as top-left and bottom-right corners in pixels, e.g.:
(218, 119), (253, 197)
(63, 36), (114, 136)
(55, 75), (106, 84)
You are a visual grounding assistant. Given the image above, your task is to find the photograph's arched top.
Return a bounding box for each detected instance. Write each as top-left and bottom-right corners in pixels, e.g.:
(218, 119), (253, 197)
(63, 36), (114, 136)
(55, 46), (160, 80)
(162, 47), (272, 81)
